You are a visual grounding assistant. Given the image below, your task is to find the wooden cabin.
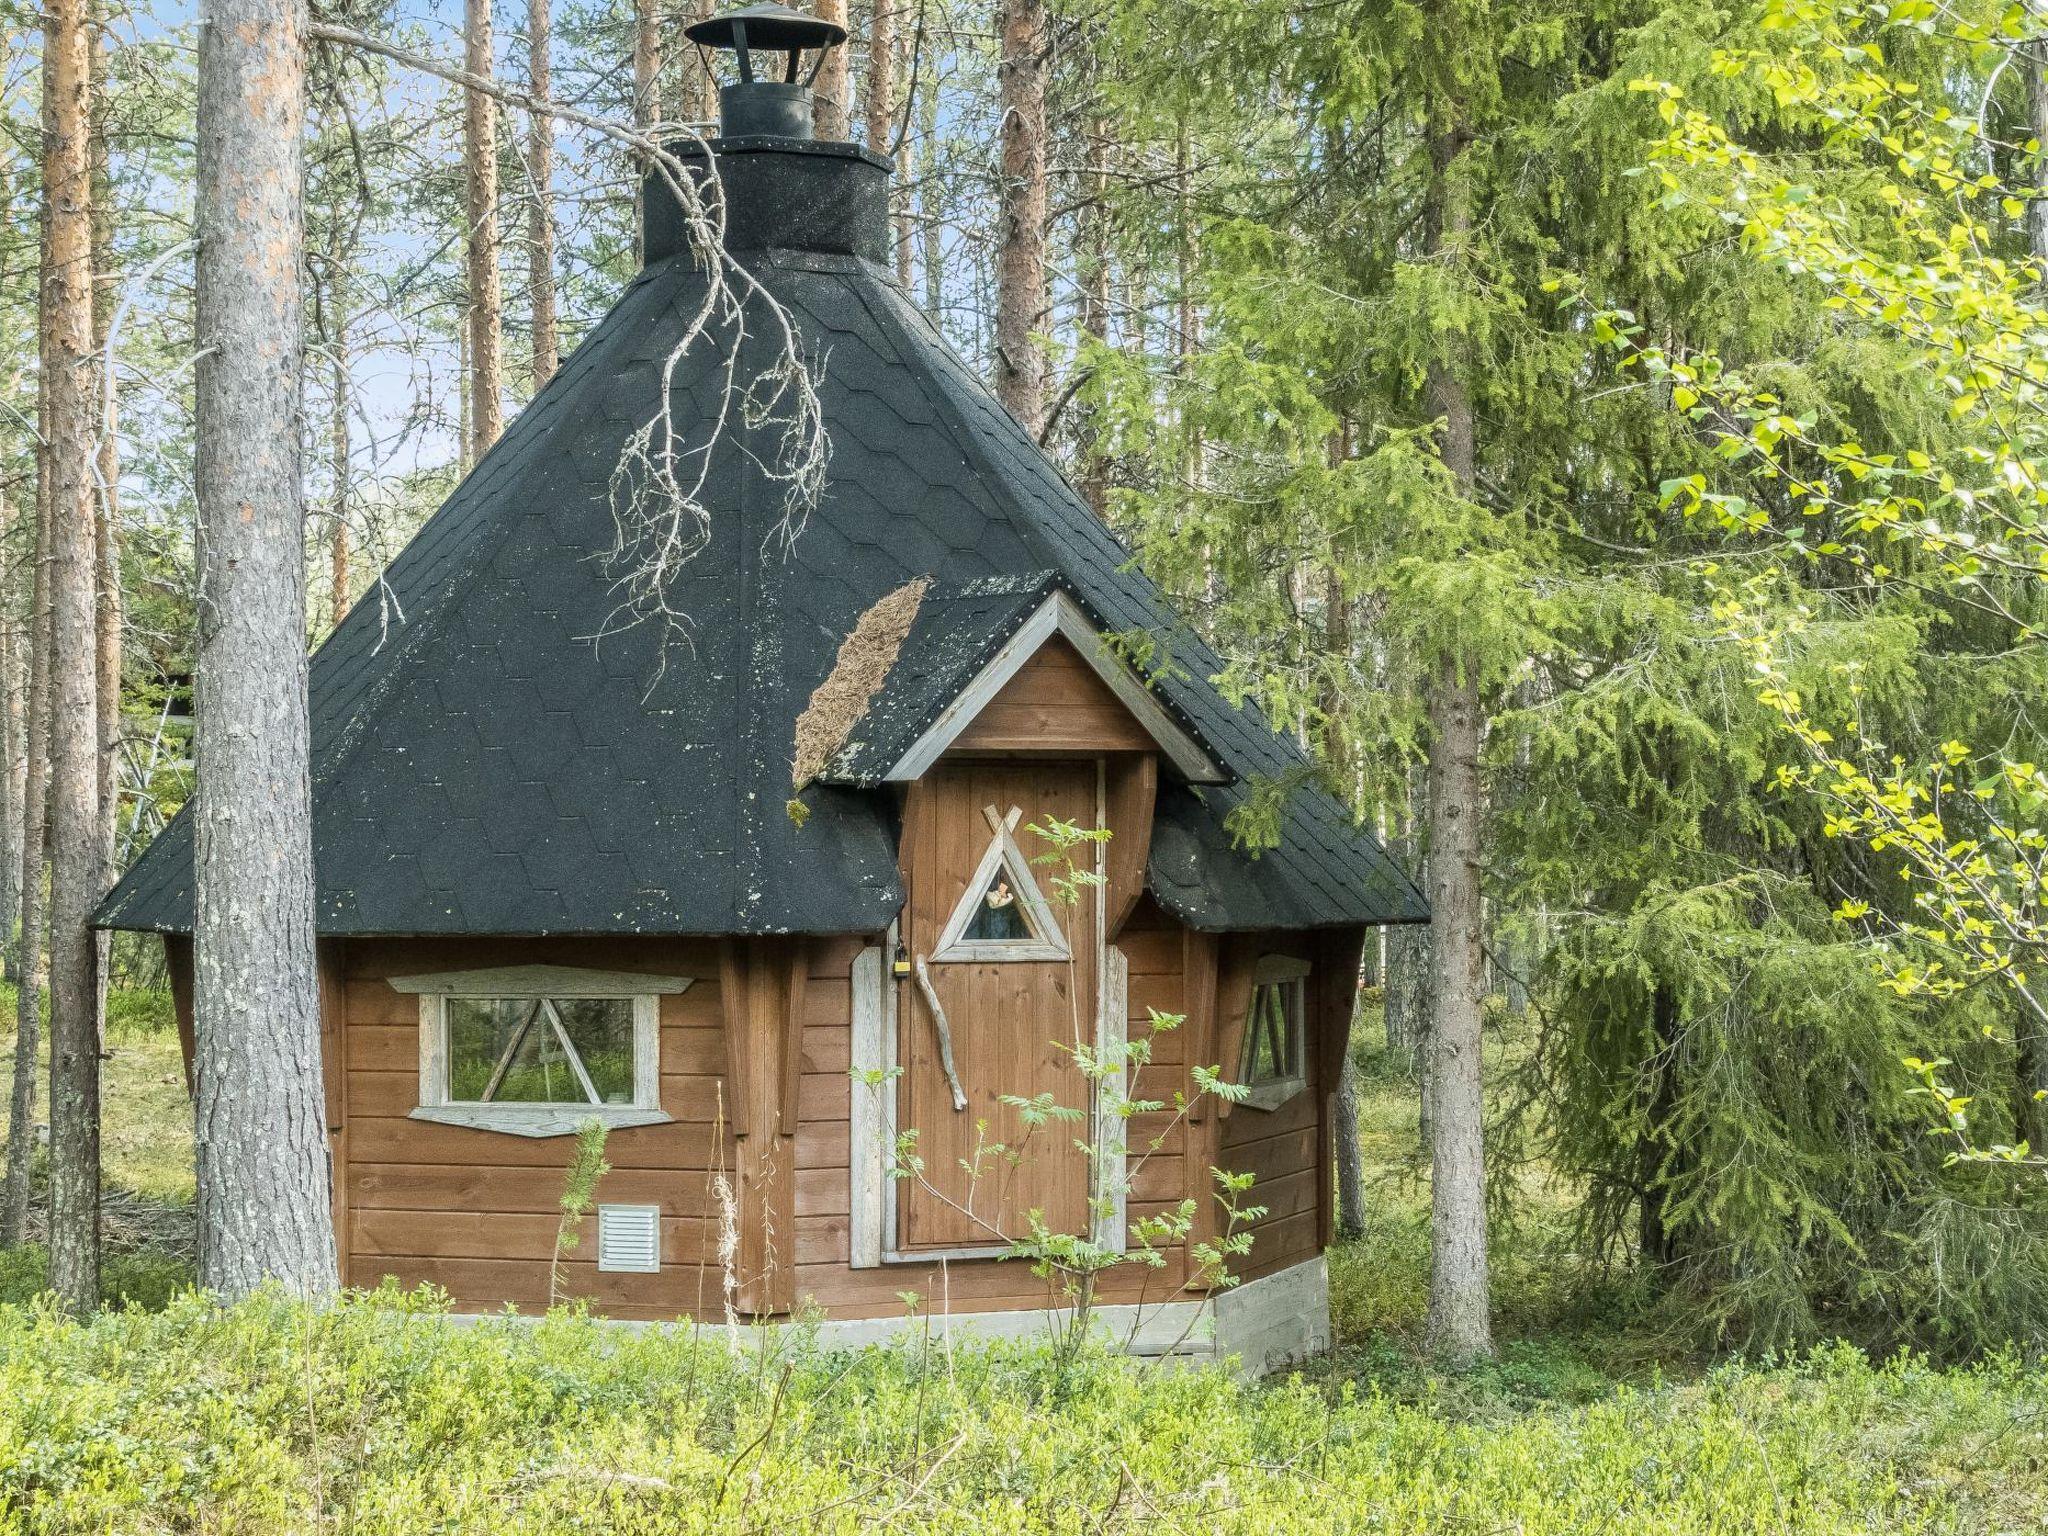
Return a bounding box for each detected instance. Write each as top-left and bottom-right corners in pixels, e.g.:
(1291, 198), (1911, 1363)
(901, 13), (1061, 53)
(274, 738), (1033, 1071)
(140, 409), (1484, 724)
(97, 3), (1425, 1372)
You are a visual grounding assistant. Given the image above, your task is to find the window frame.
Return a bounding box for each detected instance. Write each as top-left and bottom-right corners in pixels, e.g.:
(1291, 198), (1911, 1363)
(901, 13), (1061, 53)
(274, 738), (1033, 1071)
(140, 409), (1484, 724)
(929, 804), (1072, 965)
(390, 964), (687, 1138)
(1236, 954), (1311, 1113)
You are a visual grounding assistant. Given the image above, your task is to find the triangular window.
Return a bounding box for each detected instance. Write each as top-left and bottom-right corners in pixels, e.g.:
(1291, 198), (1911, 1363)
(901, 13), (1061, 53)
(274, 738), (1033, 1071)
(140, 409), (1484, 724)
(931, 805), (1071, 962)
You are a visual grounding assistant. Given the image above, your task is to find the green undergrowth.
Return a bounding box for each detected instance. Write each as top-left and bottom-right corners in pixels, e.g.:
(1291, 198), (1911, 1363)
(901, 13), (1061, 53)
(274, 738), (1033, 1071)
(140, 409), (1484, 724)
(0, 1244), (190, 1311)
(0, 1288), (2041, 1533)
(0, 983), (194, 1207)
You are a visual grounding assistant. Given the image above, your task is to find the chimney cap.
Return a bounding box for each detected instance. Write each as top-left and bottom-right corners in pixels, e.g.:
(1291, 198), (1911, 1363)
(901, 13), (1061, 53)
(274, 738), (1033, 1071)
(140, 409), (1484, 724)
(685, 3), (846, 54)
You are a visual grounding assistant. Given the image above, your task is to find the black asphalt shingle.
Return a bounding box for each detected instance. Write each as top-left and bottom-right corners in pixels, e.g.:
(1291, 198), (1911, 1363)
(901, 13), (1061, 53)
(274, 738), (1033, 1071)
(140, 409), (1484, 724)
(96, 141), (1424, 938)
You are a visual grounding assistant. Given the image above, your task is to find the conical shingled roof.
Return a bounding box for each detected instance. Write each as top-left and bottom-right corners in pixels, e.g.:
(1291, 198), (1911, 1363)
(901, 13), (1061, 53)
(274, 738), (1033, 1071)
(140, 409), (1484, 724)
(97, 140), (1425, 937)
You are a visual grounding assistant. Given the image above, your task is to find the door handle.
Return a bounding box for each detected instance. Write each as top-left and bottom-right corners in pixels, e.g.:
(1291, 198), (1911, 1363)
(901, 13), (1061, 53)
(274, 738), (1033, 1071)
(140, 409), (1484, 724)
(912, 954), (970, 1112)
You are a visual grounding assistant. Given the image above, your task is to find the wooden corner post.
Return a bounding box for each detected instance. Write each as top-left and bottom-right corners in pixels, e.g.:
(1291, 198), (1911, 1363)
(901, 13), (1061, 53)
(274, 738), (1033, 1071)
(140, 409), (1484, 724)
(722, 934), (808, 1317)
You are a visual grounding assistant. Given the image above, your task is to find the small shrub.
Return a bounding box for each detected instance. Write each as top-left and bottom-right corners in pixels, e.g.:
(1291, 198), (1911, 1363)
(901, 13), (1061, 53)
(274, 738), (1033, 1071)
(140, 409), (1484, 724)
(0, 1245), (192, 1310)
(103, 989), (178, 1044)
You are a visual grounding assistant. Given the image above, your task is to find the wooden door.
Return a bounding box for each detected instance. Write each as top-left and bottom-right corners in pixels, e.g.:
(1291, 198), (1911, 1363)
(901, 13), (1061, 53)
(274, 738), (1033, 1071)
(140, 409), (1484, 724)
(897, 759), (1098, 1252)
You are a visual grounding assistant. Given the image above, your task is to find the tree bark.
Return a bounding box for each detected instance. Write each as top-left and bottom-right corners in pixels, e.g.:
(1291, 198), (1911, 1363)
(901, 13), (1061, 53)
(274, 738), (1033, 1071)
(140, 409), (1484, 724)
(90, 7), (120, 921)
(676, 0), (715, 126)
(43, 0), (103, 1315)
(1385, 922), (1430, 1056)
(890, 7), (913, 288)
(328, 325), (352, 628)
(1419, 94), (1493, 1367)
(919, 79), (941, 315)
(465, 0), (503, 457)
(0, 482), (51, 1249)
(1077, 117), (1112, 517)
(0, 471), (20, 968)
(863, 0), (894, 154)
(526, 0), (558, 391)
(812, 0), (849, 140)
(193, 0), (340, 1300)
(633, 0), (661, 130)
(2019, 53), (2048, 1147)
(993, 0), (1046, 435)
(2029, 48), (2048, 271)
(631, 0), (660, 260)
(1638, 982), (1683, 1270)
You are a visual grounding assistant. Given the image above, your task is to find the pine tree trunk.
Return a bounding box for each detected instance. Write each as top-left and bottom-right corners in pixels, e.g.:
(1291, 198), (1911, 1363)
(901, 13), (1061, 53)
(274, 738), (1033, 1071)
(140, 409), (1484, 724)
(1318, 477), (1368, 1236)
(90, 9), (119, 906)
(1383, 782), (1432, 1075)
(2029, 50), (2048, 268)
(457, 300), (472, 473)
(89, 20), (120, 1020)
(1175, 128), (1203, 499)
(192, 0), (339, 1300)
(2018, 54), (2048, 1147)
(465, 0), (503, 457)
(994, 0), (1046, 435)
(328, 328), (352, 628)
(0, 487), (51, 1249)
(919, 82), (941, 315)
(526, 0), (558, 391)
(0, 474), (19, 969)
(1638, 982), (1683, 1270)
(633, 0), (661, 129)
(1419, 95), (1493, 1367)
(1077, 118), (1112, 518)
(43, 0), (103, 1315)
(1334, 1041), (1368, 1240)
(631, 0), (660, 259)
(676, 0), (714, 126)
(892, 14), (913, 288)
(864, 0), (894, 154)
(1386, 924), (1428, 1062)
(812, 0), (849, 140)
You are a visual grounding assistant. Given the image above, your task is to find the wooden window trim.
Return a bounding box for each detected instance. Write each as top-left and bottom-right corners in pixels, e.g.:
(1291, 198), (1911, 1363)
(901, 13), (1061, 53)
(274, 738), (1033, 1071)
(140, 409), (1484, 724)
(928, 803), (1070, 964)
(403, 966), (685, 1139)
(881, 592), (1226, 785)
(1236, 954), (1311, 1113)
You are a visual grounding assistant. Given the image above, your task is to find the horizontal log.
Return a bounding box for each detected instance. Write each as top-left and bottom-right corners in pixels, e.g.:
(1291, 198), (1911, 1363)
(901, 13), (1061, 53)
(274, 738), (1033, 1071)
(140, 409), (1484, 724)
(350, 1161), (721, 1218)
(349, 1114), (719, 1169)
(350, 1207), (708, 1265)
(346, 1069), (729, 1124)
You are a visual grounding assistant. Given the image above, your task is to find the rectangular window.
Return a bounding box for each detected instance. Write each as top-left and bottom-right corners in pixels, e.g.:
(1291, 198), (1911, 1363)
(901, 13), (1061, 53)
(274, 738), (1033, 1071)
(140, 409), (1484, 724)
(393, 965), (686, 1139)
(444, 996), (637, 1106)
(1238, 956), (1310, 1112)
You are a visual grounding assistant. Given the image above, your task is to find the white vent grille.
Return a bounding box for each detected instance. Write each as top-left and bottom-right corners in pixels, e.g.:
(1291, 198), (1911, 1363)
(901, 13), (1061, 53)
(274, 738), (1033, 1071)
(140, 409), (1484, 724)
(597, 1204), (661, 1273)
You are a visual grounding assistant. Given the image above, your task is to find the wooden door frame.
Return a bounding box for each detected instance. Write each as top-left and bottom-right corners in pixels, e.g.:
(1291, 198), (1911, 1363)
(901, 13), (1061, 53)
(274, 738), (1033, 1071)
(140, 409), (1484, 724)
(849, 757), (1127, 1268)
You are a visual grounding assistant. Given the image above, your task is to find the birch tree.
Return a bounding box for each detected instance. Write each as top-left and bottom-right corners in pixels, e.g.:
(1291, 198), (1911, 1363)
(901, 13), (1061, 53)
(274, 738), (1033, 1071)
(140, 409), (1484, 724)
(192, 0), (340, 1299)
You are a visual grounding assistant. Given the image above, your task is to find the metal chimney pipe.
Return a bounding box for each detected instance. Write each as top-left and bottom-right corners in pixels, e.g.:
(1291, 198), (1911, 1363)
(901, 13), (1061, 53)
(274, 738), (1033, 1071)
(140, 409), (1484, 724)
(684, 3), (848, 142)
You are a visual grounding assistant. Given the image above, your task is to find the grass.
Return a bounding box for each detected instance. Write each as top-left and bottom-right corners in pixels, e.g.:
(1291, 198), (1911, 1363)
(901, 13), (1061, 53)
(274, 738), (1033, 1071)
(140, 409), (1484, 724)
(0, 981), (194, 1206)
(0, 991), (2042, 1528)
(0, 1292), (2040, 1532)
(0, 982), (195, 1301)
(1316, 997), (1684, 1413)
